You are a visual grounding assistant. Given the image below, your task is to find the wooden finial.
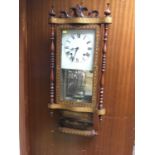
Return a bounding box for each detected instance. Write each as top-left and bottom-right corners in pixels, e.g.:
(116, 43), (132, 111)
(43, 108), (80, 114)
(49, 6), (56, 17)
(71, 4), (88, 17)
(104, 3), (111, 16)
(60, 11), (71, 18)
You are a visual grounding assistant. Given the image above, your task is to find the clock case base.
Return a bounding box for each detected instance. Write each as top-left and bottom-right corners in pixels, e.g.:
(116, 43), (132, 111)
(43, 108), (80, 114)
(58, 110), (97, 137)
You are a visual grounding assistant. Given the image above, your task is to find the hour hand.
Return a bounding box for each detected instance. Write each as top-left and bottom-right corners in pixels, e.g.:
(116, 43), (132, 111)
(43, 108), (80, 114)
(71, 47), (79, 51)
(75, 47), (79, 51)
(70, 48), (75, 51)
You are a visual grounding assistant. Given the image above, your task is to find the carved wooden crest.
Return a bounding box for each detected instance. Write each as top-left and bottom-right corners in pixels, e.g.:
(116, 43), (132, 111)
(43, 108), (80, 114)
(49, 3), (111, 20)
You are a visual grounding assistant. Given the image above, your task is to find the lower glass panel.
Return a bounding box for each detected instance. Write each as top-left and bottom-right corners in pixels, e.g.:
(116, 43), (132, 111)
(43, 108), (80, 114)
(61, 69), (93, 103)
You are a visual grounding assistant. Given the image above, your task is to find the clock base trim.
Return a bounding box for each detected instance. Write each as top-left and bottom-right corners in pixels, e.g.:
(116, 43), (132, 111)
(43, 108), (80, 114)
(48, 104), (106, 115)
(97, 109), (106, 116)
(48, 104), (94, 113)
(58, 127), (98, 137)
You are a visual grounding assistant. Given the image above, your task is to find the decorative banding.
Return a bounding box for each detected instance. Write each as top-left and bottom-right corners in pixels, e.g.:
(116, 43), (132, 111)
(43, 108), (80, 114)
(48, 104), (106, 116)
(58, 127), (98, 136)
(97, 108), (106, 116)
(104, 16), (112, 24)
(49, 17), (112, 24)
(48, 104), (94, 113)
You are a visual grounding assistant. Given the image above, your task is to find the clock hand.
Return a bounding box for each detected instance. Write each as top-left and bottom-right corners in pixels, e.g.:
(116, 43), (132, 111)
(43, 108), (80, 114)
(71, 47), (79, 62)
(70, 47), (78, 50)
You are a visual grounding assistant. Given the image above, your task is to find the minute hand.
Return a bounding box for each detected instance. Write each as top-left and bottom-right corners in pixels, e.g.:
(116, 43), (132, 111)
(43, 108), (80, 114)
(72, 47), (79, 62)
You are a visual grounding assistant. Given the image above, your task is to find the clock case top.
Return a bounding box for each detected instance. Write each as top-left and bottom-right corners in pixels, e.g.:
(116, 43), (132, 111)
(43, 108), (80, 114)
(48, 3), (112, 117)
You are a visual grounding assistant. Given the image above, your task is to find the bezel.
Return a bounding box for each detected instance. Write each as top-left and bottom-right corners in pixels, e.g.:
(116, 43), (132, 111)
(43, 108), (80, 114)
(55, 24), (101, 111)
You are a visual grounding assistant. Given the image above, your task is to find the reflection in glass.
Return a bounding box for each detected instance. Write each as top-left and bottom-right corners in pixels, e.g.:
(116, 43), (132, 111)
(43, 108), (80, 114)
(61, 69), (93, 103)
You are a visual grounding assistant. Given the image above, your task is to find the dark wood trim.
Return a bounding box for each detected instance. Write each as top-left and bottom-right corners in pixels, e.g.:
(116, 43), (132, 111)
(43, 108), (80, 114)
(19, 0), (30, 154)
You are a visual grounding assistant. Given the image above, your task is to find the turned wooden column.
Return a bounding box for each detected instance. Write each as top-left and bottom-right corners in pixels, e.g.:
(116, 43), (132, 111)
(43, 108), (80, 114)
(49, 7), (56, 105)
(98, 3), (111, 120)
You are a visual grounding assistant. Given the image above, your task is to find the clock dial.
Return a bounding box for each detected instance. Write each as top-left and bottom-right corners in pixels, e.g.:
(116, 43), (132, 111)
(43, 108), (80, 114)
(61, 29), (95, 71)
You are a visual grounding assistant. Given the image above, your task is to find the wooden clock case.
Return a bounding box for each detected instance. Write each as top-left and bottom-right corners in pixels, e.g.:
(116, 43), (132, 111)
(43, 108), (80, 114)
(48, 3), (112, 136)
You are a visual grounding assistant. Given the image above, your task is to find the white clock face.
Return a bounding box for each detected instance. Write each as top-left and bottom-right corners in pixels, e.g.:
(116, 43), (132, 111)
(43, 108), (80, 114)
(61, 29), (96, 71)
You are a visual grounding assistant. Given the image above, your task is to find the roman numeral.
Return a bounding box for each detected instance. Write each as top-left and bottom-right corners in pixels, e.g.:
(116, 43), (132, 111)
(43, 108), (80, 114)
(70, 56), (74, 62)
(83, 52), (90, 57)
(66, 40), (71, 43)
(65, 46), (69, 49)
(76, 58), (79, 62)
(88, 47), (92, 50)
(87, 41), (91, 44)
(77, 33), (81, 38)
(71, 35), (75, 39)
(65, 51), (70, 55)
(83, 35), (86, 40)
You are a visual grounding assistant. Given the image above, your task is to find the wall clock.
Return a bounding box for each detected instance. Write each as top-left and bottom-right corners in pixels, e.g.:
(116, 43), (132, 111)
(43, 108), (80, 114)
(48, 3), (112, 136)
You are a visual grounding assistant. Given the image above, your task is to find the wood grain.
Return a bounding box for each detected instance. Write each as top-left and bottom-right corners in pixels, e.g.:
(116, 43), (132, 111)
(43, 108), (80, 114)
(19, 0), (30, 154)
(20, 0), (135, 155)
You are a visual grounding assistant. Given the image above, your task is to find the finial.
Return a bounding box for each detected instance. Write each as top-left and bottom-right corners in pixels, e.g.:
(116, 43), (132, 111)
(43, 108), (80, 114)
(104, 3), (111, 16)
(60, 11), (71, 18)
(49, 6), (56, 17)
(88, 10), (99, 17)
(71, 4), (88, 17)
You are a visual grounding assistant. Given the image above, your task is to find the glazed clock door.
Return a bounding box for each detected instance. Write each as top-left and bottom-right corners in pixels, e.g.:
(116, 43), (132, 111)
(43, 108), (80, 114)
(56, 25), (100, 109)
